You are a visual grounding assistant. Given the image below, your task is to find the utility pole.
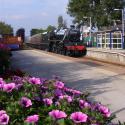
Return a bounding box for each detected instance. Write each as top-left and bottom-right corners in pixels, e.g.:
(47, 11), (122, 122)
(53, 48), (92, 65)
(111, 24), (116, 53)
(83, 16), (92, 47)
(122, 9), (125, 48)
(89, 17), (92, 44)
(114, 8), (125, 49)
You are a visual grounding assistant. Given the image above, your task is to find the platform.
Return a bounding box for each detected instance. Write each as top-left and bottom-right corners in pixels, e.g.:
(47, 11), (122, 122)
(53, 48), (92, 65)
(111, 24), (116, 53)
(87, 48), (125, 65)
(11, 50), (125, 122)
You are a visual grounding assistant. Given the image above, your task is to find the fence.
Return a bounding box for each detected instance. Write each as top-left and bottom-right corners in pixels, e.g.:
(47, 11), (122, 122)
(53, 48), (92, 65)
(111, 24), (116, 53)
(96, 30), (123, 49)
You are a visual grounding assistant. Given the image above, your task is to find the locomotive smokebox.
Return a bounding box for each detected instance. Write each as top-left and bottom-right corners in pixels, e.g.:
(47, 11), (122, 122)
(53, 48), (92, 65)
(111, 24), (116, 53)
(70, 25), (75, 29)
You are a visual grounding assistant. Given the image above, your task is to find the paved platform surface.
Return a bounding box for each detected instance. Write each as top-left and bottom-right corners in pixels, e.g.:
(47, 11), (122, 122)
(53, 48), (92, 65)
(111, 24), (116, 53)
(87, 48), (125, 54)
(87, 48), (125, 65)
(12, 50), (125, 122)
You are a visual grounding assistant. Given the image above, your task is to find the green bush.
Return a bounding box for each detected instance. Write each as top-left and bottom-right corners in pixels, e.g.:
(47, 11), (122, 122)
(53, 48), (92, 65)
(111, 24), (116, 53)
(0, 44), (11, 74)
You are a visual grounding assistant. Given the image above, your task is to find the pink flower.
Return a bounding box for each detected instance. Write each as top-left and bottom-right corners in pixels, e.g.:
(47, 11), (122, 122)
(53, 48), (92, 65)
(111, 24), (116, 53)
(49, 110), (67, 120)
(0, 112), (9, 125)
(25, 115), (39, 123)
(29, 77), (41, 85)
(59, 95), (64, 100)
(0, 78), (5, 89)
(54, 89), (63, 97)
(70, 112), (88, 123)
(20, 97), (32, 108)
(63, 87), (70, 92)
(98, 105), (111, 117)
(55, 101), (60, 106)
(3, 83), (15, 92)
(63, 95), (72, 103)
(72, 90), (82, 95)
(66, 96), (72, 103)
(64, 87), (82, 95)
(104, 112), (111, 118)
(99, 105), (109, 113)
(0, 114), (9, 125)
(0, 110), (6, 116)
(79, 100), (90, 108)
(54, 81), (64, 89)
(43, 98), (53, 106)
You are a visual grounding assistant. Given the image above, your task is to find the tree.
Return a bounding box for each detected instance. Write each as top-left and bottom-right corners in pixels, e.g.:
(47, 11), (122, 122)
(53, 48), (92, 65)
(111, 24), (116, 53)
(46, 25), (56, 32)
(58, 15), (64, 29)
(30, 28), (44, 36)
(57, 16), (68, 29)
(63, 20), (67, 29)
(67, 0), (124, 28)
(16, 28), (25, 42)
(0, 22), (13, 35)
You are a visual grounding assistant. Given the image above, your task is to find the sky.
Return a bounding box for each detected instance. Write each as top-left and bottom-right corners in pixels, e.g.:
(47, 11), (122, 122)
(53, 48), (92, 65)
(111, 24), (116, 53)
(0, 0), (73, 36)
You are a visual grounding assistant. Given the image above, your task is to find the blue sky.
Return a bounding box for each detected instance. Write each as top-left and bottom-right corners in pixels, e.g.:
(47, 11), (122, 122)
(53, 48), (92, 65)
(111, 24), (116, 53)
(0, 0), (73, 35)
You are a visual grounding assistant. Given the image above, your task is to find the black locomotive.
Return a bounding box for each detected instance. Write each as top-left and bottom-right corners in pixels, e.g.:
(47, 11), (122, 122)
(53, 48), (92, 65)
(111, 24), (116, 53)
(28, 26), (87, 57)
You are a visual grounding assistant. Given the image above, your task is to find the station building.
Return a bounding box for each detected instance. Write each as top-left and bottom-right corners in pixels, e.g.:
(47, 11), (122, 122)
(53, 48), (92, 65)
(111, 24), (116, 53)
(82, 25), (125, 49)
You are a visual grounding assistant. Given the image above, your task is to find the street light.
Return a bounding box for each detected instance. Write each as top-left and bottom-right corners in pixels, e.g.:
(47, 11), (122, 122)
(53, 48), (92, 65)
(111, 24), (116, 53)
(83, 16), (92, 45)
(114, 8), (124, 48)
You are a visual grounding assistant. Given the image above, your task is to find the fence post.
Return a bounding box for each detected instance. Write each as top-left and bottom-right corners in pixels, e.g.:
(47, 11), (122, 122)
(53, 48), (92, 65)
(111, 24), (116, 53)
(109, 32), (112, 49)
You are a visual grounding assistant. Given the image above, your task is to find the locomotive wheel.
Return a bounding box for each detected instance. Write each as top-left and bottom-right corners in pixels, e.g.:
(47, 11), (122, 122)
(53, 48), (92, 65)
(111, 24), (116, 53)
(54, 46), (58, 53)
(60, 48), (65, 55)
(65, 49), (70, 56)
(63, 49), (67, 55)
(69, 50), (74, 57)
(51, 45), (55, 52)
(76, 50), (87, 57)
(52, 44), (57, 53)
(59, 49), (63, 55)
(82, 49), (87, 56)
(56, 46), (61, 54)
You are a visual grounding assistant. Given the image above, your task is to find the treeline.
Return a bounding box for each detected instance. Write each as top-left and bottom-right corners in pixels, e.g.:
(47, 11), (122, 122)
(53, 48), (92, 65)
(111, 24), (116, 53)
(67, 0), (125, 28)
(30, 25), (56, 36)
(0, 22), (13, 35)
(30, 15), (67, 36)
(0, 21), (25, 42)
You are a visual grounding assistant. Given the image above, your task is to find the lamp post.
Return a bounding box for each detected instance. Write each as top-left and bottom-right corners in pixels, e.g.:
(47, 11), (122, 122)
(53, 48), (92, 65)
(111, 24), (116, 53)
(83, 16), (92, 46)
(114, 8), (124, 49)
(89, 17), (92, 43)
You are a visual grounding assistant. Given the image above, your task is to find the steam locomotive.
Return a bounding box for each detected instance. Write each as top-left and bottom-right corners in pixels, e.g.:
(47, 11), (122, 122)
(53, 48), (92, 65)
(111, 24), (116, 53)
(28, 26), (87, 57)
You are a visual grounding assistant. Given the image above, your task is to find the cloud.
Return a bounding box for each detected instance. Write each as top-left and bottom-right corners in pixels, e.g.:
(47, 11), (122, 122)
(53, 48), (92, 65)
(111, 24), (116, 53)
(0, 0), (72, 35)
(40, 12), (48, 17)
(10, 15), (26, 20)
(0, 14), (26, 21)
(0, 0), (33, 6)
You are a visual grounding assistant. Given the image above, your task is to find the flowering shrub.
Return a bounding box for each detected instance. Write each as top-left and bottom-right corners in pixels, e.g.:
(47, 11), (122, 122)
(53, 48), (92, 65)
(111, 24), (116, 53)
(1, 69), (25, 79)
(0, 75), (124, 124)
(0, 43), (11, 75)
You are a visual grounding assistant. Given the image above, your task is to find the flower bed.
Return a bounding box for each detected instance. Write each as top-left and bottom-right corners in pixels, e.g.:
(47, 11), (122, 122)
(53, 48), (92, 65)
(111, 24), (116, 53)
(1, 69), (25, 79)
(1, 74), (124, 125)
(0, 43), (11, 75)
